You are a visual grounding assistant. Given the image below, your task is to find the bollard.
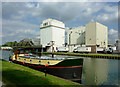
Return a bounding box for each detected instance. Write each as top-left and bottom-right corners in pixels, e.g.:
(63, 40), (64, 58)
(45, 64), (48, 76)
(44, 69), (47, 77)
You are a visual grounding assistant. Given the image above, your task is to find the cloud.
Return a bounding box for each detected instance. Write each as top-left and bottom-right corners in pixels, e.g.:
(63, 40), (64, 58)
(2, 2), (28, 20)
(2, 2), (118, 43)
(36, 3), (39, 8)
(97, 13), (115, 22)
(3, 2), (117, 24)
(108, 29), (118, 42)
(96, 5), (118, 23)
(109, 29), (118, 35)
(30, 2), (104, 24)
(25, 3), (35, 8)
(2, 0), (120, 2)
(2, 19), (40, 43)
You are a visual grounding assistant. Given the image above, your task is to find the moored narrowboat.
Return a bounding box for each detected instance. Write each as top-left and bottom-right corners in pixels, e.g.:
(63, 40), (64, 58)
(9, 48), (83, 82)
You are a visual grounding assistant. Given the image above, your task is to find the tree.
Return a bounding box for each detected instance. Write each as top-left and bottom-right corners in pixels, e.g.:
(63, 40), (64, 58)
(2, 41), (18, 47)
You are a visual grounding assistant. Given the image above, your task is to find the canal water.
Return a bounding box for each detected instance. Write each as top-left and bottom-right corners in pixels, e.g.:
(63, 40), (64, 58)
(1, 50), (119, 86)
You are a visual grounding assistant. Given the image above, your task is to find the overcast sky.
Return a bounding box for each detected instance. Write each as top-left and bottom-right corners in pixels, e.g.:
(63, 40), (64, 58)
(1, 1), (119, 44)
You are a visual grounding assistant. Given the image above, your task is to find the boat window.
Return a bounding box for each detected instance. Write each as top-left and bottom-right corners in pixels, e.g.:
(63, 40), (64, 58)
(48, 61), (50, 64)
(20, 50), (24, 54)
(39, 61), (41, 64)
(25, 50), (28, 53)
(30, 60), (32, 63)
(24, 59), (26, 62)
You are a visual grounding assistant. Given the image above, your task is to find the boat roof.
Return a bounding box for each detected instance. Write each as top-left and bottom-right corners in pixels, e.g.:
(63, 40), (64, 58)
(18, 55), (81, 60)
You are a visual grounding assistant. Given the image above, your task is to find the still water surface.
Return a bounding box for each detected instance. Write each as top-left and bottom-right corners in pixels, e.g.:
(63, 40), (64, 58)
(1, 50), (119, 86)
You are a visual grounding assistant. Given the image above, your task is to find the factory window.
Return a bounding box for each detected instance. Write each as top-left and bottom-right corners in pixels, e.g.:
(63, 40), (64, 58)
(97, 45), (100, 47)
(104, 42), (105, 45)
(44, 22), (48, 26)
(56, 47), (58, 50)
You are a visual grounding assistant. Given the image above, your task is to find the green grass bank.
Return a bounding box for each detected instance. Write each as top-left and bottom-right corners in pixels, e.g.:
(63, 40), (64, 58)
(41, 52), (120, 60)
(1, 60), (84, 87)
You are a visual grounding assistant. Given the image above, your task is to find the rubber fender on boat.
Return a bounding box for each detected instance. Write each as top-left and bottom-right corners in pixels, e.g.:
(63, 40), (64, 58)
(23, 61), (25, 64)
(45, 64), (48, 67)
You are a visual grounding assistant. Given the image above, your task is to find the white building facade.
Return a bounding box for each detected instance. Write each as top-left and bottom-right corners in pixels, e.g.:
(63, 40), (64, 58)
(85, 22), (108, 49)
(40, 18), (65, 52)
(67, 26), (85, 52)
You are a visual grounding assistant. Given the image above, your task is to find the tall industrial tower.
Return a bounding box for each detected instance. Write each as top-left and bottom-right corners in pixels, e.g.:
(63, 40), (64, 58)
(40, 18), (65, 52)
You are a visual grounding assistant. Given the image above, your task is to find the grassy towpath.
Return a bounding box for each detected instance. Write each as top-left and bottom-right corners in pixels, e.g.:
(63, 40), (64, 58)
(1, 60), (84, 87)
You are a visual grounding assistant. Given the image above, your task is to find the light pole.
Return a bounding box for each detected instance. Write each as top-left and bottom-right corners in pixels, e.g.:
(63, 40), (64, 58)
(69, 31), (72, 52)
(69, 31), (72, 46)
(51, 41), (55, 58)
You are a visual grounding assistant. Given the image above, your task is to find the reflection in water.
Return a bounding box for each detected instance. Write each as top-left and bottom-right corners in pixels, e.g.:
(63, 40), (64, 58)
(82, 58), (108, 85)
(1, 50), (119, 86)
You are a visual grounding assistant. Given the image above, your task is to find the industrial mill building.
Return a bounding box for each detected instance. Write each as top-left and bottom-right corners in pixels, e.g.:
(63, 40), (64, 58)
(85, 22), (108, 52)
(40, 18), (108, 53)
(40, 18), (65, 52)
